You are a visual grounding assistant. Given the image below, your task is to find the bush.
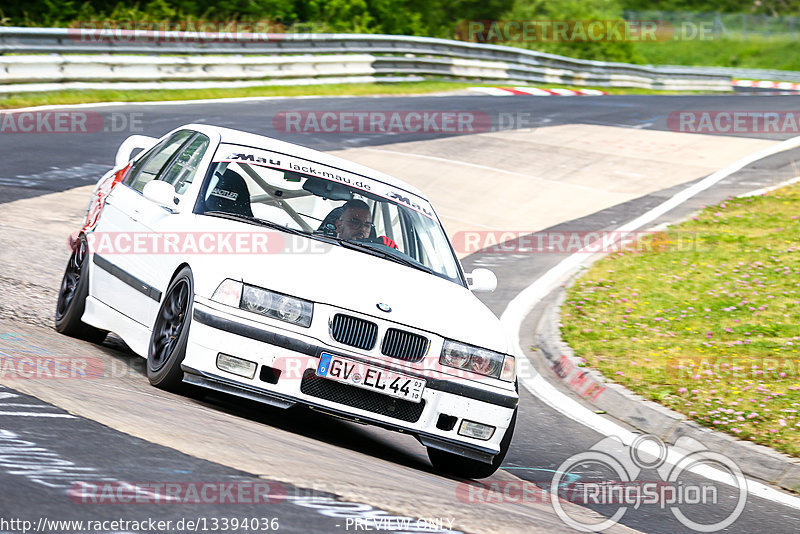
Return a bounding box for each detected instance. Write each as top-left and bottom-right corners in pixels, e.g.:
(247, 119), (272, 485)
(486, 0), (643, 63)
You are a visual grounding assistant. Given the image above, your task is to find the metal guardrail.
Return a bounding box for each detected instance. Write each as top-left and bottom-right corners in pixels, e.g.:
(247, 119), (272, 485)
(0, 54), (377, 84)
(0, 26), (736, 91)
(660, 65), (800, 82)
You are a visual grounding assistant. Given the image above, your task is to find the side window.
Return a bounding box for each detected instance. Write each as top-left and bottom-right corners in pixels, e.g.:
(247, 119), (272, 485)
(125, 130), (194, 193)
(160, 134), (210, 196)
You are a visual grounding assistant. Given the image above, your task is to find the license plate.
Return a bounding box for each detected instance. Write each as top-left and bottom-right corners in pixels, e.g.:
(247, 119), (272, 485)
(316, 353), (425, 403)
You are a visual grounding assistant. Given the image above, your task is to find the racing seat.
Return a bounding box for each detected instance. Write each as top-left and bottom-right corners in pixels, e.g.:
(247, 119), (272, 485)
(205, 169), (253, 218)
(316, 206), (345, 236)
(316, 206), (376, 239)
(317, 205), (398, 249)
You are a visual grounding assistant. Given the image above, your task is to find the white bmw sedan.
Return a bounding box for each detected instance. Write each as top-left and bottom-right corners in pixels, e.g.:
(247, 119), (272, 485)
(56, 124), (518, 479)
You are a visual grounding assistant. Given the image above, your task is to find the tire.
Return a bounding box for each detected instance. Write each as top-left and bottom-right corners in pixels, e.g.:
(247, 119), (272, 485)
(147, 266), (193, 391)
(54, 234), (108, 343)
(427, 408), (517, 479)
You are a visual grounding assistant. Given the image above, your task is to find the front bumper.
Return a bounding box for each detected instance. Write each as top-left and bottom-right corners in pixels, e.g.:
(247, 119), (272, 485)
(183, 302), (518, 463)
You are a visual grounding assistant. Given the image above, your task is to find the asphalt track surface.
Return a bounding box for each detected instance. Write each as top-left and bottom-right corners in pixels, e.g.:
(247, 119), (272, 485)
(2, 93), (800, 533)
(3, 93), (800, 205)
(0, 386), (374, 534)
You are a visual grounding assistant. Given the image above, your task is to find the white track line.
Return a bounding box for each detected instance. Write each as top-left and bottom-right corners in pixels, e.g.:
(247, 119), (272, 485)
(501, 134), (800, 509)
(0, 412), (75, 418)
(737, 175), (800, 198)
(468, 87), (515, 96)
(512, 87), (554, 96)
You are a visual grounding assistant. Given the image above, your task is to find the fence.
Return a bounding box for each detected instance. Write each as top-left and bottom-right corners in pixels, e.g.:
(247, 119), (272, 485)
(623, 10), (800, 40)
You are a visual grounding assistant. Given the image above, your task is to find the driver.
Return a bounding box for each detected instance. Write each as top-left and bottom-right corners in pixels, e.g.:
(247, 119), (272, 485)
(335, 199), (398, 249)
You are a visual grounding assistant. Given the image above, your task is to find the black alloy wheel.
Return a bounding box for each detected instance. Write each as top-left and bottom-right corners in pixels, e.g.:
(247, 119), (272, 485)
(147, 266), (193, 391)
(54, 234), (107, 343)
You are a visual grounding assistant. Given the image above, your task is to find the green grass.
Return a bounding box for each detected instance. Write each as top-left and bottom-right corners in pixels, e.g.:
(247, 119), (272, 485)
(561, 184), (800, 456)
(635, 36), (800, 72)
(0, 80), (720, 110)
(0, 81), (476, 110)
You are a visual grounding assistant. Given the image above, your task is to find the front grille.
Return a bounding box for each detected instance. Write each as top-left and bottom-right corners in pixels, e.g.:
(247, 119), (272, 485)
(330, 314), (378, 350)
(300, 369), (425, 423)
(381, 328), (429, 362)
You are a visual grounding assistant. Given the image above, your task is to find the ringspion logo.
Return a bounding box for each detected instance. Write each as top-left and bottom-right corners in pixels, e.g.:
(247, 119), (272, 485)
(457, 435), (747, 532)
(551, 435), (746, 532)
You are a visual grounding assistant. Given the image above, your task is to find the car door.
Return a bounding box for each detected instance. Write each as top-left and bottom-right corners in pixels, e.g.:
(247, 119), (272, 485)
(130, 132), (212, 327)
(91, 130), (197, 326)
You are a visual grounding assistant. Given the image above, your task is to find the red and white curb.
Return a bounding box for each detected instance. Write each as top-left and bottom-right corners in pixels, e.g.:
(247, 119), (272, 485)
(472, 80), (800, 96)
(733, 79), (800, 91)
(469, 86), (607, 96)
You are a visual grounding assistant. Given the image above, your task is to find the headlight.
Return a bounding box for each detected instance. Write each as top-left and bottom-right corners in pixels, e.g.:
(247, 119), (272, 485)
(440, 340), (515, 382)
(212, 279), (313, 328)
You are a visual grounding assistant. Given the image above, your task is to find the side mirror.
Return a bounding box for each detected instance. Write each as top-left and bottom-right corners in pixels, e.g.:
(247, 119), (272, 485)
(467, 268), (497, 293)
(115, 135), (158, 168)
(143, 180), (178, 212)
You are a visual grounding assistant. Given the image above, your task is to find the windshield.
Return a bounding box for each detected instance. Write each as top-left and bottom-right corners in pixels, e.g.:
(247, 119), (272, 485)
(197, 144), (463, 284)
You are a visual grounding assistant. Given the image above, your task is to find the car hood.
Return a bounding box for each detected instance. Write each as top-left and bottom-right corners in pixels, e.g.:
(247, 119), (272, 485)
(192, 224), (510, 353)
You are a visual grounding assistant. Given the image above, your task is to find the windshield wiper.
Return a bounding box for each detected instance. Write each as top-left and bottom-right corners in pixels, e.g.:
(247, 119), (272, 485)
(202, 210), (308, 237)
(336, 239), (436, 275)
